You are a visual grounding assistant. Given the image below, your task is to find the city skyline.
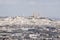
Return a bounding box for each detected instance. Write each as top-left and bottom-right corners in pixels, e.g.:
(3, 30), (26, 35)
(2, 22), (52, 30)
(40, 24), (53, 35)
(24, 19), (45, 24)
(0, 0), (60, 18)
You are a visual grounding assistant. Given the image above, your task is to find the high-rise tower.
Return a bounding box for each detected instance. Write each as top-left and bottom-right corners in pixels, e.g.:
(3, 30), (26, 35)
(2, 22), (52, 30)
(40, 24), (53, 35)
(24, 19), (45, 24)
(32, 12), (40, 18)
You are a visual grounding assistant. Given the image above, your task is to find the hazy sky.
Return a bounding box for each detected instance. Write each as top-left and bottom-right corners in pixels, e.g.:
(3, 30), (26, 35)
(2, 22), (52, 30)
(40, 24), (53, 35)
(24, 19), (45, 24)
(0, 0), (60, 18)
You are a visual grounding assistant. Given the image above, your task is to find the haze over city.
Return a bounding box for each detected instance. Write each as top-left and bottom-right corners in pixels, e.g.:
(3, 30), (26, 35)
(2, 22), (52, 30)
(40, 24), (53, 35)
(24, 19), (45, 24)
(0, 0), (60, 40)
(0, 0), (60, 18)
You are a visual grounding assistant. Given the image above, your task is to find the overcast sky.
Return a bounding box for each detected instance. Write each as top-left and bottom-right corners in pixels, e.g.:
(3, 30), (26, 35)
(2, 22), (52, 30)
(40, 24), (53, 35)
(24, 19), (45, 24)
(0, 0), (60, 18)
